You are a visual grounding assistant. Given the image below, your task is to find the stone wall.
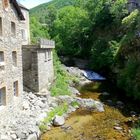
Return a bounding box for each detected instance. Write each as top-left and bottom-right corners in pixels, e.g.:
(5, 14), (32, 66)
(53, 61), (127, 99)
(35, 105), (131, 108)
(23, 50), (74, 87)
(22, 46), (39, 92)
(22, 43), (55, 92)
(38, 49), (54, 91)
(20, 7), (30, 45)
(0, 1), (23, 117)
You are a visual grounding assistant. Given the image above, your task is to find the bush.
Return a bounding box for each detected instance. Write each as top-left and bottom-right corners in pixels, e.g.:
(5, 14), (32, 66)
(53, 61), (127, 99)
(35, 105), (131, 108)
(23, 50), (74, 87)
(132, 128), (140, 140)
(117, 57), (140, 100)
(50, 51), (71, 96)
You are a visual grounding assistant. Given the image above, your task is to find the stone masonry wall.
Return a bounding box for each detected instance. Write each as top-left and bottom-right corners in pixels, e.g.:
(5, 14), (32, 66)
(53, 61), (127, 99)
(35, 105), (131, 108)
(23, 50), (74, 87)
(20, 7), (30, 45)
(0, 1), (23, 117)
(22, 47), (39, 92)
(38, 49), (54, 91)
(22, 46), (54, 92)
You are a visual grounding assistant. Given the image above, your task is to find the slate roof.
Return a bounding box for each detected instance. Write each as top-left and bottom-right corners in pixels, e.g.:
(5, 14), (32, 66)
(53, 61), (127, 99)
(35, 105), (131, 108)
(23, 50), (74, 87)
(10, 0), (25, 20)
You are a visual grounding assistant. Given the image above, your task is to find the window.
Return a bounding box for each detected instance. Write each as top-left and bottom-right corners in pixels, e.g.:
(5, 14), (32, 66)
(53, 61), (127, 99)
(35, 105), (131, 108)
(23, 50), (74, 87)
(3, 0), (9, 9)
(13, 81), (18, 97)
(0, 52), (4, 63)
(11, 22), (16, 36)
(45, 51), (47, 61)
(0, 51), (5, 71)
(44, 50), (52, 62)
(12, 51), (17, 67)
(0, 17), (2, 36)
(0, 87), (6, 106)
(48, 50), (52, 60)
(21, 29), (26, 40)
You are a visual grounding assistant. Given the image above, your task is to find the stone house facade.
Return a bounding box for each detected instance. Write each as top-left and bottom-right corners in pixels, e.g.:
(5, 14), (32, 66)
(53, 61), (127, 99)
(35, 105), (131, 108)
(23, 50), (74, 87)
(22, 39), (55, 92)
(0, 0), (25, 115)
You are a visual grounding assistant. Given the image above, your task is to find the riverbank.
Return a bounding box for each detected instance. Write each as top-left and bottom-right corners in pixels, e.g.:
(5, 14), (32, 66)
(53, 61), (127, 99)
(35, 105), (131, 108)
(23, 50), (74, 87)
(0, 66), (104, 140)
(41, 67), (140, 140)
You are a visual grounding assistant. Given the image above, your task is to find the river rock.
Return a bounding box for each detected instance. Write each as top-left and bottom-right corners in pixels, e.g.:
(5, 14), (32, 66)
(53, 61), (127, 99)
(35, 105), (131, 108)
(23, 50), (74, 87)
(10, 134), (17, 139)
(114, 126), (123, 130)
(22, 101), (30, 110)
(0, 135), (9, 140)
(27, 133), (37, 140)
(53, 115), (65, 126)
(69, 87), (80, 96)
(101, 92), (110, 96)
(94, 101), (104, 112)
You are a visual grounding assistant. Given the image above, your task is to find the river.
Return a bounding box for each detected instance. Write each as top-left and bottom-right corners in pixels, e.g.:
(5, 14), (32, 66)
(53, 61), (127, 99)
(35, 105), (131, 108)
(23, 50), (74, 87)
(41, 81), (139, 140)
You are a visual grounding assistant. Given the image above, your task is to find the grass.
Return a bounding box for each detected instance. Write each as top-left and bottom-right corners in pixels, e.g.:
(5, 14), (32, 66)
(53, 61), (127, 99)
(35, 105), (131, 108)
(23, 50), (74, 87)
(39, 102), (68, 132)
(132, 128), (140, 140)
(50, 51), (79, 96)
(71, 101), (79, 108)
(132, 120), (140, 140)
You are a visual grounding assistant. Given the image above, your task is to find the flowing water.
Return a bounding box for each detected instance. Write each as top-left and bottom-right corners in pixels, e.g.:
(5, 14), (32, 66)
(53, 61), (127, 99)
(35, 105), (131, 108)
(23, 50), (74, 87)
(41, 82), (139, 140)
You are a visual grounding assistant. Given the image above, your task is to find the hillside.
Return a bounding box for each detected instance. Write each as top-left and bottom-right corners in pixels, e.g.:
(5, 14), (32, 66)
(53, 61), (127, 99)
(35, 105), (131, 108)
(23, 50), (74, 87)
(30, 0), (78, 23)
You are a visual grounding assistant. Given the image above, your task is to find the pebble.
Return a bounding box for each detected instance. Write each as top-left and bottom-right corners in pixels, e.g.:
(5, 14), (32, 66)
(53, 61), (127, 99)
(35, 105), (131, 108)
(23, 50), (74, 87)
(114, 126), (123, 130)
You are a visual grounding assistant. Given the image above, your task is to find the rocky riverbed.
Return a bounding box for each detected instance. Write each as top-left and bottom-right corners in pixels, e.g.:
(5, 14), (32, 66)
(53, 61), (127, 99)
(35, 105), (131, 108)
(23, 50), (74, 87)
(0, 66), (105, 140)
(41, 67), (140, 140)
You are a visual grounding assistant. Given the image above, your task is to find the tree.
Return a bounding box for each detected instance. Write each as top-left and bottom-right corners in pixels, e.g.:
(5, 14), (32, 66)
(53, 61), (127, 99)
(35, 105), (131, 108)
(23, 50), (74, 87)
(30, 16), (50, 44)
(53, 6), (90, 56)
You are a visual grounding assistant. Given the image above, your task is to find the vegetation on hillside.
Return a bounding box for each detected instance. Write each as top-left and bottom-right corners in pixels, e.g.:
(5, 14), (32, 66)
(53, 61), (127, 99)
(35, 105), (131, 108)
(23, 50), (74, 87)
(30, 0), (140, 138)
(30, 0), (140, 100)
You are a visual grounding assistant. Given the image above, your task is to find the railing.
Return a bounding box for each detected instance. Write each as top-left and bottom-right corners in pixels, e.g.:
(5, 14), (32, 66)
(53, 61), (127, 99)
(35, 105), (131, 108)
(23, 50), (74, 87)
(39, 38), (55, 46)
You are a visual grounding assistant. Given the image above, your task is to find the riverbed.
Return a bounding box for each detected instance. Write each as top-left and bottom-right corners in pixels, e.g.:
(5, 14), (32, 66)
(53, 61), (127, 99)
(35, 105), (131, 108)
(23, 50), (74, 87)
(41, 82), (139, 140)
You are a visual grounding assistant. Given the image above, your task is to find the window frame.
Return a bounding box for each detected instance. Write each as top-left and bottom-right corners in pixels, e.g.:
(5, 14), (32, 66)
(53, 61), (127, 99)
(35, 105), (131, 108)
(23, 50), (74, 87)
(11, 21), (16, 36)
(12, 51), (17, 67)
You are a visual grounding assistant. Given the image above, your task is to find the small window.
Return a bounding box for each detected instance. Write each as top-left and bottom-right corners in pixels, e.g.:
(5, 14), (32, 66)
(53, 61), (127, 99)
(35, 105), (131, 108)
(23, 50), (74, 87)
(21, 29), (26, 40)
(3, 0), (9, 9)
(11, 22), (16, 36)
(0, 52), (4, 63)
(0, 51), (4, 71)
(0, 87), (6, 106)
(48, 50), (52, 60)
(0, 17), (2, 36)
(12, 51), (17, 67)
(45, 51), (47, 61)
(13, 81), (18, 97)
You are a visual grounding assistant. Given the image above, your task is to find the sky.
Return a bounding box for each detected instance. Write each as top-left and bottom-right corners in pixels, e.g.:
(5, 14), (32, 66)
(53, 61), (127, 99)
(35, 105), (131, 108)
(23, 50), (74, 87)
(19, 0), (51, 9)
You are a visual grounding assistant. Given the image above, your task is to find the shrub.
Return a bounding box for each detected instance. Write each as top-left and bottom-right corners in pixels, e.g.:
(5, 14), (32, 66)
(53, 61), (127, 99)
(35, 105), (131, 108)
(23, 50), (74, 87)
(39, 103), (68, 132)
(50, 51), (71, 96)
(117, 57), (140, 100)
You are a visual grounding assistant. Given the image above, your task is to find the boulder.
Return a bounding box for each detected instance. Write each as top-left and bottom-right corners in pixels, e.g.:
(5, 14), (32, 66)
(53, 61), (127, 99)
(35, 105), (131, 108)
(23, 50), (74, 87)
(101, 92), (110, 96)
(10, 134), (17, 139)
(22, 101), (30, 110)
(53, 115), (65, 126)
(69, 87), (80, 96)
(0, 135), (9, 140)
(27, 133), (37, 140)
(94, 101), (104, 112)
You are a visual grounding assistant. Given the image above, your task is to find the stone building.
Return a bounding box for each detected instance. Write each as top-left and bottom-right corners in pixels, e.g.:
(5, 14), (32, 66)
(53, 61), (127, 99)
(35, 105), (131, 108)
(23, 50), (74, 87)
(22, 39), (55, 92)
(0, 0), (25, 114)
(0, 0), (55, 116)
(18, 3), (30, 45)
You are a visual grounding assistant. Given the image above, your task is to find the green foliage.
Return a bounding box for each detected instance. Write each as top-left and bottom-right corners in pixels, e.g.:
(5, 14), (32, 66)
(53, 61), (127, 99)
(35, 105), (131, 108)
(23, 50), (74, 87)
(132, 121), (140, 140)
(53, 6), (90, 56)
(50, 51), (71, 96)
(39, 103), (68, 132)
(30, 0), (140, 102)
(132, 128), (140, 140)
(71, 101), (79, 107)
(30, 16), (50, 44)
(117, 57), (140, 99)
